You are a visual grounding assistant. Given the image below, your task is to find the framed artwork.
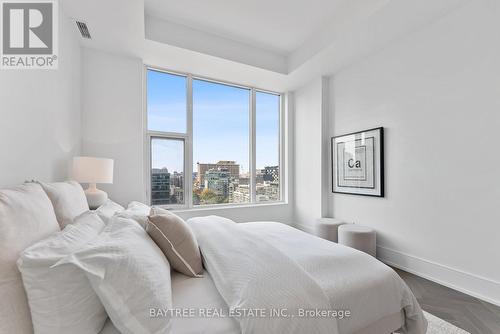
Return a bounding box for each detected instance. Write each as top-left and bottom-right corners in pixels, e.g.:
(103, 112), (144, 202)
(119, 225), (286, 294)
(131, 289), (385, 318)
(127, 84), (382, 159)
(332, 127), (384, 197)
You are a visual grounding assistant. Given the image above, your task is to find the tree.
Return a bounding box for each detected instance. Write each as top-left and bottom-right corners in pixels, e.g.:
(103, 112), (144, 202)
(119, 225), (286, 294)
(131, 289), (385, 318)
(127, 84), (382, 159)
(200, 188), (217, 204)
(216, 195), (228, 204)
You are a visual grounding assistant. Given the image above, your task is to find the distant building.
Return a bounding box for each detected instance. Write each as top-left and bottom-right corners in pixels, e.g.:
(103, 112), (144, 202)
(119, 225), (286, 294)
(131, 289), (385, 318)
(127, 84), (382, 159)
(256, 169), (264, 184)
(197, 161), (239, 185)
(238, 176), (249, 186)
(204, 168), (230, 197)
(256, 182), (280, 202)
(170, 185), (184, 204)
(263, 166), (279, 183)
(231, 184), (250, 203)
(151, 168), (170, 205)
(170, 171), (184, 188)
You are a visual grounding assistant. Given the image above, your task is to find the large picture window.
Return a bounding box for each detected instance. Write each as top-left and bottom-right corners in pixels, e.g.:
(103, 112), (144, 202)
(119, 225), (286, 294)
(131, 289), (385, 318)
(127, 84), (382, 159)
(146, 68), (283, 208)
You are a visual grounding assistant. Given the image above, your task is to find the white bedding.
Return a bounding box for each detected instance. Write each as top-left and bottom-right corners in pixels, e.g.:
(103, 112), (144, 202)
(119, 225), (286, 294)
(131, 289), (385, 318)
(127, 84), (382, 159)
(99, 271), (409, 334)
(169, 271), (240, 334)
(190, 217), (337, 334)
(172, 272), (406, 334)
(99, 319), (121, 334)
(188, 217), (427, 334)
(99, 217), (426, 334)
(99, 271), (238, 334)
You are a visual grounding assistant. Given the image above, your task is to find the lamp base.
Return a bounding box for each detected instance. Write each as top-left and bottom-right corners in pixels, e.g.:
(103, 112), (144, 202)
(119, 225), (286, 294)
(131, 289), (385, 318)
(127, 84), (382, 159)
(85, 183), (108, 210)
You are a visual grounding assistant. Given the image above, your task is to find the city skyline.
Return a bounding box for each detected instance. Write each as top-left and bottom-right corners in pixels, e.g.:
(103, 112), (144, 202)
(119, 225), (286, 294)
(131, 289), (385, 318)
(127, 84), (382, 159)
(151, 161), (280, 206)
(151, 162), (278, 175)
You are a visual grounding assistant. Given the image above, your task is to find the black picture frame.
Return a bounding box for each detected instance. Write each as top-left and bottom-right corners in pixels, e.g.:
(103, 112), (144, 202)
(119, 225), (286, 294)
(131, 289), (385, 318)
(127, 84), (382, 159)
(331, 127), (384, 197)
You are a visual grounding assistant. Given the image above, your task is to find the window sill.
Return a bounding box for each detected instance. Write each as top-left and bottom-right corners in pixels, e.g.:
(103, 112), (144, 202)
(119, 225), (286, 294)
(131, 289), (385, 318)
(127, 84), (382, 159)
(171, 201), (288, 214)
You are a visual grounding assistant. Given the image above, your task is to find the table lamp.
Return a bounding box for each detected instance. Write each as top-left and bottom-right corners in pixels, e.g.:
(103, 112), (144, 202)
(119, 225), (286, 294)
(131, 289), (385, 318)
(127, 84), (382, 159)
(72, 156), (114, 209)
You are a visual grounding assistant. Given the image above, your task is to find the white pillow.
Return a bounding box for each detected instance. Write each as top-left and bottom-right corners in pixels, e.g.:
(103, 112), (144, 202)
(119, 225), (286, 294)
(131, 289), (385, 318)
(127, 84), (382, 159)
(114, 201), (151, 228)
(127, 201), (151, 213)
(39, 181), (89, 228)
(0, 183), (60, 334)
(95, 199), (124, 223)
(17, 212), (107, 334)
(56, 216), (173, 334)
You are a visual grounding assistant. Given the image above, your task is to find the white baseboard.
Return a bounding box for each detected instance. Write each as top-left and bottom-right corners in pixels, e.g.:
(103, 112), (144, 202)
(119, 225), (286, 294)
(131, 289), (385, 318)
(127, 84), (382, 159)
(377, 245), (500, 307)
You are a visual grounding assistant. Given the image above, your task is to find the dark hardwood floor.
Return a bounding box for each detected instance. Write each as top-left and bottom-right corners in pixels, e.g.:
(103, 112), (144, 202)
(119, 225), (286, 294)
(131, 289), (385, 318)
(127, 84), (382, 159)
(395, 268), (500, 334)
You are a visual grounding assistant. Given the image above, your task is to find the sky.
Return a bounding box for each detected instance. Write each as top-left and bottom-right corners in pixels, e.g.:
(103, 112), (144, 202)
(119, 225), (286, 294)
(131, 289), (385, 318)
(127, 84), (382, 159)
(148, 70), (280, 174)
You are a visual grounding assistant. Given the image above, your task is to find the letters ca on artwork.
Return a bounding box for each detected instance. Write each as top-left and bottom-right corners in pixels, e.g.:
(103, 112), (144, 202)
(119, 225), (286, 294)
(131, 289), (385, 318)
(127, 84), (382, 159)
(332, 127), (384, 197)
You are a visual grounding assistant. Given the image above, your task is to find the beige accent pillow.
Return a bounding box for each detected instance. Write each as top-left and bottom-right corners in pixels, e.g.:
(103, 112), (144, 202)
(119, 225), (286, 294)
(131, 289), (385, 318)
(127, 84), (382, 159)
(39, 181), (89, 228)
(0, 183), (60, 334)
(147, 207), (203, 277)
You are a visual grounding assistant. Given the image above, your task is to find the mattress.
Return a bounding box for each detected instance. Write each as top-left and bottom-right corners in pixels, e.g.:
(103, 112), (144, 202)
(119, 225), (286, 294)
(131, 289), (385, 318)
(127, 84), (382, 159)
(99, 270), (403, 334)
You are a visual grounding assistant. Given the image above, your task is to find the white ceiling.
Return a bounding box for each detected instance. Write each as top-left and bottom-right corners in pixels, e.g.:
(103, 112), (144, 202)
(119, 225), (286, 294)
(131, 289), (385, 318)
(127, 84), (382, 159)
(145, 0), (346, 55)
(143, 0), (399, 73)
(62, 0), (469, 91)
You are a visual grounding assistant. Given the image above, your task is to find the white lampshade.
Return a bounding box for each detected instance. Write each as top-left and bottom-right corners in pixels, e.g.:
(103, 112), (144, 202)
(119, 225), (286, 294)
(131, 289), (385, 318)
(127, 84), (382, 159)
(72, 157), (114, 184)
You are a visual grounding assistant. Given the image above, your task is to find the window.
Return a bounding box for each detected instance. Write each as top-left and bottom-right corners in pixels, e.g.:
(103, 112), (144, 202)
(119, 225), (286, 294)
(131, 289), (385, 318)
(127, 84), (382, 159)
(193, 79), (249, 205)
(147, 70), (186, 133)
(150, 138), (185, 205)
(146, 68), (283, 208)
(256, 91), (281, 202)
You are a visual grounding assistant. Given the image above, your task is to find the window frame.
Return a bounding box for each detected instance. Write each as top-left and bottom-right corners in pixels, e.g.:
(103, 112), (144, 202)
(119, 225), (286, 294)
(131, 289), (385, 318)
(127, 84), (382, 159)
(149, 135), (187, 208)
(144, 66), (285, 210)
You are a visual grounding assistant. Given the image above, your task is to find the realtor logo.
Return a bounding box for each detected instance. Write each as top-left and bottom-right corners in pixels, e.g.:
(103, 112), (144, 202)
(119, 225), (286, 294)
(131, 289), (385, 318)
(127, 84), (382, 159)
(1, 0), (58, 69)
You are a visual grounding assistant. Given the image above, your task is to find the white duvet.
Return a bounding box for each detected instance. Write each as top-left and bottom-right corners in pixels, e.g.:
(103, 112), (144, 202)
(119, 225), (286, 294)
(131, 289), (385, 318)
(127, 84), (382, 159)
(188, 216), (427, 334)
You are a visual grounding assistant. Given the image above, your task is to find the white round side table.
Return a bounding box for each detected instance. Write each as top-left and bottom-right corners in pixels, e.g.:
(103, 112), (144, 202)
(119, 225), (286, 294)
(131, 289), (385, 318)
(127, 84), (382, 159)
(315, 218), (346, 243)
(338, 224), (377, 257)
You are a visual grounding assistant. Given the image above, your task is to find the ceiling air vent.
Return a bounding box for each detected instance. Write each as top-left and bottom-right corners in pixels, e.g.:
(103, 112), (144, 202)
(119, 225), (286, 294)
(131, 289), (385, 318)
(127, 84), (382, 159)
(76, 21), (91, 39)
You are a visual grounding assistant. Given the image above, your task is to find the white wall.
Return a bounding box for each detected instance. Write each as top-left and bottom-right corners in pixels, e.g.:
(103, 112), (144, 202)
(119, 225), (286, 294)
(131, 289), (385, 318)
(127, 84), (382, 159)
(81, 48), (145, 206)
(81, 48), (294, 223)
(0, 8), (81, 186)
(328, 0), (500, 305)
(293, 77), (329, 232)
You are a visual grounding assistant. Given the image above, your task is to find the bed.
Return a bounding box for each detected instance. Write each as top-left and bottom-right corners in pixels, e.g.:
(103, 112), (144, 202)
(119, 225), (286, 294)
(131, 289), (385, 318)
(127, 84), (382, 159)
(1, 182), (425, 334)
(100, 271), (406, 334)
(101, 216), (425, 334)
